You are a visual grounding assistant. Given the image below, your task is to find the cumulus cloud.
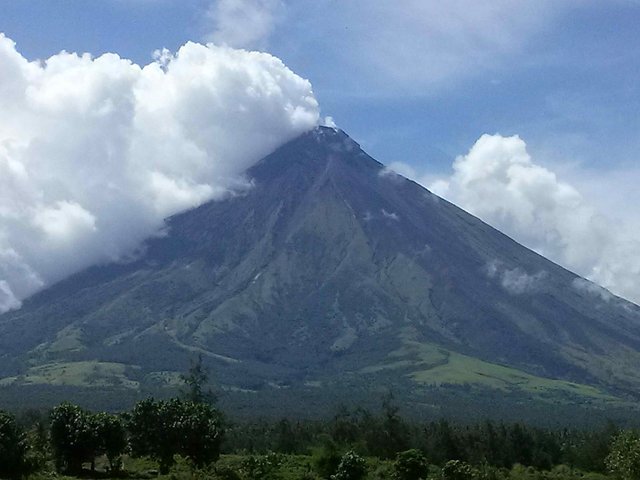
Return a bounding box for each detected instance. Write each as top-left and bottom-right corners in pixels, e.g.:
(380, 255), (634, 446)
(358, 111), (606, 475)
(430, 134), (640, 304)
(0, 33), (319, 313)
(206, 0), (284, 49)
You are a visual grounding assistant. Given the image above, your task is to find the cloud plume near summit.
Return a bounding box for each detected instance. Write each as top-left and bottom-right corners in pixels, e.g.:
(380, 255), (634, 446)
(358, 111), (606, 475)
(0, 34), (319, 312)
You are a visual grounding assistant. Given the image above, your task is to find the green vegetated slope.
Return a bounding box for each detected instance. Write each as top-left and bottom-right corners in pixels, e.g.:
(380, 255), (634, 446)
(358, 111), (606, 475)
(365, 337), (612, 401)
(0, 361), (136, 388)
(1, 127), (640, 419)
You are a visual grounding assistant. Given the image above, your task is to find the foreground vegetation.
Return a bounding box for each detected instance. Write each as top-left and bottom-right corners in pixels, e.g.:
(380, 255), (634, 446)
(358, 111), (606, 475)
(3, 359), (640, 480)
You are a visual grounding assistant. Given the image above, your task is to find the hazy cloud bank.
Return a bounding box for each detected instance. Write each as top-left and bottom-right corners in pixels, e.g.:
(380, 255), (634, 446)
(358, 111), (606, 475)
(0, 34), (319, 312)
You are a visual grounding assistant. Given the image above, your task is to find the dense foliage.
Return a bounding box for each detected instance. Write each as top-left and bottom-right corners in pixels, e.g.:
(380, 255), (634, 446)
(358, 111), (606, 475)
(0, 411), (32, 479)
(1, 398), (635, 480)
(49, 403), (127, 474)
(222, 406), (618, 473)
(128, 397), (223, 473)
(0, 365), (633, 480)
(331, 451), (367, 480)
(606, 431), (640, 480)
(50, 403), (101, 474)
(392, 449), (430, 480)
(45, 368), (223, 476)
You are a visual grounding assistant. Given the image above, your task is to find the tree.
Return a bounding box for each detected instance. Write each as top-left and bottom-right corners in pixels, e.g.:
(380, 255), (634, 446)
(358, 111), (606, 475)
(128, 398), (175, 474)
(380, 392), (410, 458)
(361, 393), (410, 459)
(181, 354), (216, 404)
(50, 403), (100, 474)
(0, 411), (31, 480)
(393, 449), (430, 480)
(606, 430), (640, 480)
(93, 412), (127, 471)
(425, 420), (461, 465)
(274, 419), (298, 454)
(128, 397), (224, 473)
(178, 400), (224, 468)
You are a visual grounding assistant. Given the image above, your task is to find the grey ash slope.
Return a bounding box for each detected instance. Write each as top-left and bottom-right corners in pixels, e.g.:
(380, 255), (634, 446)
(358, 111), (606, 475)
(2, 127), (640, 410)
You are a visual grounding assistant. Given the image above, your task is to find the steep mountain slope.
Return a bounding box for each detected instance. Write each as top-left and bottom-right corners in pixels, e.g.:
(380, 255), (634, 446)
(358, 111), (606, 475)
(1, 127), (640, 416)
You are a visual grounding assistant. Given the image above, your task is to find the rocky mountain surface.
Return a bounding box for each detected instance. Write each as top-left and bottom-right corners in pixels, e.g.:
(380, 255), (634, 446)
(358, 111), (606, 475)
(2, 127), (640, 419)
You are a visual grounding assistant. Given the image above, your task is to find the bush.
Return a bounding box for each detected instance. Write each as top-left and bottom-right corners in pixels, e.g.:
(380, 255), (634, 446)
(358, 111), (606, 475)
(313, 437), (342, 478)
(474, 464), (508, 480)
(393, 449), (430, 480)
(212, 465), (243, 480)
(606, 431), (640, 480)
(331, 451), (367, 480)
(441, 460), (477, 480)
(240, 451), (283, 479)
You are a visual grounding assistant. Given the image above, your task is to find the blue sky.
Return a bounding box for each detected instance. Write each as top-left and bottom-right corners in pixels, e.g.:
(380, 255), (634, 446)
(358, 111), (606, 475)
(2, 0), (639, 174)
(2, 0), (640, 306)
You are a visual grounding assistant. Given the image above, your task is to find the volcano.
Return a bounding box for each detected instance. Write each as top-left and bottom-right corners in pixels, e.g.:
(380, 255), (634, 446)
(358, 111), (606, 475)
(1, 127), (640, 420)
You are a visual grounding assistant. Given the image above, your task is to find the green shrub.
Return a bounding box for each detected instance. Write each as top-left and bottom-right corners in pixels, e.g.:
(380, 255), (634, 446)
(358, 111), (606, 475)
(393, 449), (429, 480)
(208, 464), (243, 480)
(606, 431), (640, 480)
(441, 460), (477, 480)
(313, 437), (342, 478)
(240, 451), (284, 479)
(474, 463), (508, 480)
(331, 451), (367, 480)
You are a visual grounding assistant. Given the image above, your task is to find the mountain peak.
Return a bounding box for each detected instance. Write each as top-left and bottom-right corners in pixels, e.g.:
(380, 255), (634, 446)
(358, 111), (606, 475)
(2, 127), (640, 419)
(249, 126), (380, 182)
(299, 125), (361, 151)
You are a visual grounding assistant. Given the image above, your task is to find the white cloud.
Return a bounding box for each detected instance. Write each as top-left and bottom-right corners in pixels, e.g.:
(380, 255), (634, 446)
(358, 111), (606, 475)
(485, 260), (547, 295)
(0, 33), (319, 313)
(32, 201), (97, 244)
(379, 162), (415, 181)
(572, 278), (614, 303)
(0, 281), (21, 312)
(206, 0), (284, 49)
(380, 161), (436, 187)
(322, 116), (337, 129)
(430, 134), (640, 304)
(381, 209), (400, 221)
(501, 268), (547, 295)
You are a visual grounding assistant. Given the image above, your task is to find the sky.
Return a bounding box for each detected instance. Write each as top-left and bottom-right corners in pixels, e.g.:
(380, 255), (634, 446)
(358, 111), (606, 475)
(1, 0), (640, 307)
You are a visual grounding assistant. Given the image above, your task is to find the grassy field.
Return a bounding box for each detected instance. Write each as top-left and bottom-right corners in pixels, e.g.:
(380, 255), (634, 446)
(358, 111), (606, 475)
(0, 350), (615, 402)
(368, 339), (618, 403)
(0, 361), (138, 389)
